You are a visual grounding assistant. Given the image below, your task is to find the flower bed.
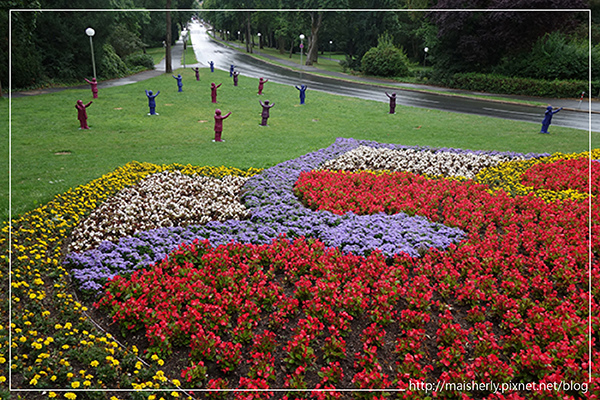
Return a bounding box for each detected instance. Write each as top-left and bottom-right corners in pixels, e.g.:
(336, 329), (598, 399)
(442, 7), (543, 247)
(1, 162), (261, 397)
(4, 138), (599, 399)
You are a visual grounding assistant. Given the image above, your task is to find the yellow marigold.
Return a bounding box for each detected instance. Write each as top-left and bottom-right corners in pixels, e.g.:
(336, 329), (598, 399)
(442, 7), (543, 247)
(64, 393), (77, 400)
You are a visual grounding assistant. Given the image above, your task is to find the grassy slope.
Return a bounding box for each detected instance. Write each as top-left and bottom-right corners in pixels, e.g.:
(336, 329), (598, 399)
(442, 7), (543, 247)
(5, 67), (596, 220)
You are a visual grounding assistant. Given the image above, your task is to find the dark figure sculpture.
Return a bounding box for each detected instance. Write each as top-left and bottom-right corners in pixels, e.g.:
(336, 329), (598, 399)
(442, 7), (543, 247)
(259, 100), (274, 126)
(385, 92), (397, 114)
(208, 61), (215, 72)
(211, 83), (222, 103)
(75, 100), (93, 129)
(145, 90), (160, 115)
(85, 78), (98, 99)
(540, 106), (563, 134)
(258, 77), (268, 95)
(295, 84), (307, 105)
(232, 71), (240, 86)
(173, 74), (183, 92)
(230, 64), (236, 77)
(192, 67), (200, 81)
(213, 109), (231, 142)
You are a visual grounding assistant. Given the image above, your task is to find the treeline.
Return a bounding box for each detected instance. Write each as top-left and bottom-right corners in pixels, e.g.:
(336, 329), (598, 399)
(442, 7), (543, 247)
(1, 0), (197, 90)
(201, 0), (597, 97)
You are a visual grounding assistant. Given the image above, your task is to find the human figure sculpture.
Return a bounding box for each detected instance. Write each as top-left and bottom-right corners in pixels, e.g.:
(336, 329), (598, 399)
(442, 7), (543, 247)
(295, 84), (307, 105)
(232, 71), (240, 86)
(211, 82), (222, 103)
(259, 100), (274, 126)
(213, 108), (231, 142)
(230, 64), (236, 77)
(385, 92), (397, 114)
(192, 67), (200, 81)
(84, 78), (98, 99)
(173, 74), (183, 92)
(75, 100), (93, 129)
(540, 106), (563, 134)
(145, 90), (160, 115)
(258, 77), (268, 95)
(208, 61), (215, 72)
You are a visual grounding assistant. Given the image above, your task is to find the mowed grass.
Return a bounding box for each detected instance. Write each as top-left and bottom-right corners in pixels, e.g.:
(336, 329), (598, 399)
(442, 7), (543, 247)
(4, 67), (596, 220)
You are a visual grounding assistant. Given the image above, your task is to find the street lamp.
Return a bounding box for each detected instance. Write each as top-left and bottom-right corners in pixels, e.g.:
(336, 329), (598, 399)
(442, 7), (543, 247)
(257, 32), (261, 56)
(299, 34), (305, 66)
(424, 47), (429, 68)
(85, 27), (97, 80)
(329, 40), (333, 60)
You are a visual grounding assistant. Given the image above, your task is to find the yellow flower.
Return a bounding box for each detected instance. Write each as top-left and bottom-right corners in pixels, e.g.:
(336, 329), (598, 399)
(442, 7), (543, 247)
(64, 393), (77, 400)
(157, 359), (164, 366)
(49, 392), (57, 398)
(71, 381), (80, 388)
(171, 392), (179, 398)
(90, 360), (99, 367)
(172, 379), (180, 386)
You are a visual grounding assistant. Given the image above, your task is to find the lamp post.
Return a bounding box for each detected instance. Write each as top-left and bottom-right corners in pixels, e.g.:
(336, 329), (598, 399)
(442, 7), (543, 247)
(257, 32), (261, 56)
(85, 27), (97, 80)
(238, 31), (241, 42)
(329, 40), (333, 60)
(299, 34), (305, 80)
(424, 47), (429, 68)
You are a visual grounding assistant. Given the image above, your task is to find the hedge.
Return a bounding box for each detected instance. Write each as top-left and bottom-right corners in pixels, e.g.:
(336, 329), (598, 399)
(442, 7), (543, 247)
(436, 72), (599, 99)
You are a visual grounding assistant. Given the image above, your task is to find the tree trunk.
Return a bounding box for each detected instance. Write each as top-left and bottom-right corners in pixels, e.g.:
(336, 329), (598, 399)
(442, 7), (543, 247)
(246, 12), (252, 53)
(165, 0), (172, 73)
(305, 11), (322, 66)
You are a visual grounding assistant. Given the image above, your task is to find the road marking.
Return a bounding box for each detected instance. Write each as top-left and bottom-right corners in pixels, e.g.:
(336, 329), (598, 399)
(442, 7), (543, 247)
(483, 107), (540, 117)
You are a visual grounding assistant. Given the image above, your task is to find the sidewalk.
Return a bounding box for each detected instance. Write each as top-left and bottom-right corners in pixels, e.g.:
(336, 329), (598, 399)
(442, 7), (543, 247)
(8, 36), (188, 98)
(213, 34), (600, 114)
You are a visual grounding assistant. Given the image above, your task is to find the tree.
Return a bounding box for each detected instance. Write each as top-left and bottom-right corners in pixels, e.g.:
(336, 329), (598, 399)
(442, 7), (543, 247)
(427, 0), (588, 75)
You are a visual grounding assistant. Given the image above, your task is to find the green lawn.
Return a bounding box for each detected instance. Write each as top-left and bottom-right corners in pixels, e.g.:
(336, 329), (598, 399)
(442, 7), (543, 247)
(4, 67), (596, 221)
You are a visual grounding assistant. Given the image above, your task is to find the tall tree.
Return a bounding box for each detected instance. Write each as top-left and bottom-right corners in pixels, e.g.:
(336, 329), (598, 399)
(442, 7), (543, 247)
(166, 0), (172, 73)
(428, 0), (588, 74)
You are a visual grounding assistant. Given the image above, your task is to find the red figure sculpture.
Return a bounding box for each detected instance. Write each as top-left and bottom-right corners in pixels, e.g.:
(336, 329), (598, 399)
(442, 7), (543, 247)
(85, 78), (98, 99)
(75, 100), (93, 129)
(259, 100), (274, 126)
(258, 77), (268, 95)
(211, 82), (222, 103)
(233, 71), (240, 86)
(192, 67), (200, 81)
(385, 92), (397, 114)
(213, 109), (231, 142)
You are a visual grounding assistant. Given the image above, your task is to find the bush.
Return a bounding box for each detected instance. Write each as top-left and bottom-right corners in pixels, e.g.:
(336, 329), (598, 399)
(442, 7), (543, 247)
(438, 72), (596, 99)
(494, 32), (590, 81)
(361, 33), (410, 78)
(100, 43), (128, 79)
(124, 53), (155, 70)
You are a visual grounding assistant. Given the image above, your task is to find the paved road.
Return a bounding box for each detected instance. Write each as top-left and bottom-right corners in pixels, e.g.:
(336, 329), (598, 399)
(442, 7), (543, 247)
(190, 22), (598, 132)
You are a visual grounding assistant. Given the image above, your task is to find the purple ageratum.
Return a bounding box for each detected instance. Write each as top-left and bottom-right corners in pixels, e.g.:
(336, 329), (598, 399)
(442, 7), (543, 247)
(65, 138), (546, 295)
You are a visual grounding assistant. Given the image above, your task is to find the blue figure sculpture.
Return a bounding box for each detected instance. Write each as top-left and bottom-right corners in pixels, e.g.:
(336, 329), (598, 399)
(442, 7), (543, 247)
(172, 74), (183, 92)
(230, 64), (236, 77)
(145, 90), (160, 115)
(208, 61), (215, 72)
(540, 106), (563, 134)
(295, 84), (307, 105)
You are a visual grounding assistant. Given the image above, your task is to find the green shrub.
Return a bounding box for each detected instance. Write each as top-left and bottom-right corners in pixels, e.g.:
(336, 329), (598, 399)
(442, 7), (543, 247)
(361, 33), (410, 78)
(438, 72), (596, 99)
(124, 53), (155, 70)
(494, 32), (590, 81)
(100, 43), (128, 79)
